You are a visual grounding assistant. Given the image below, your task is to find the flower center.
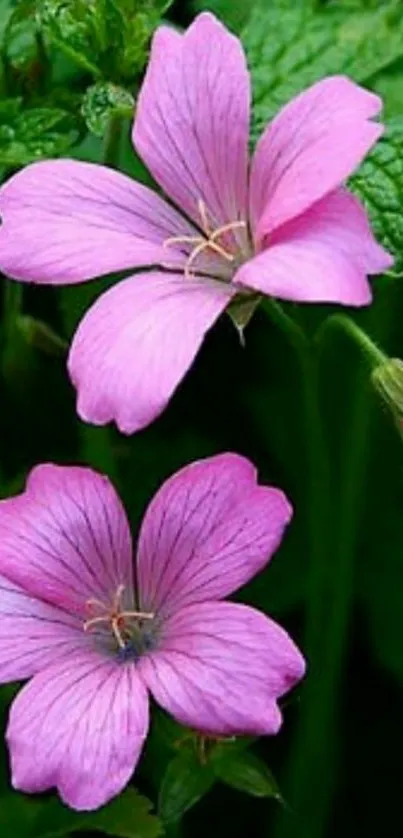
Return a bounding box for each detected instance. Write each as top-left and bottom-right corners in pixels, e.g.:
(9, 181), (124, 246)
(164, 198), (248, 279)
(83, 584), (155, 660)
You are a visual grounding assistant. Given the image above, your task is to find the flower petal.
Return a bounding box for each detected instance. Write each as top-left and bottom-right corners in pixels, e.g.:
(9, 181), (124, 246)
(0, 575), (84, 682)
(0, 465), (133, 617)
(235, 189), (393, 304)
(7, 651), (149, 810)
(137, 453), (292, 617)
(133, 13), (250, 230)
(0, 159), (198, 284)
(250, 76), (383, 243)
(69, 272), (234, 434)
(139, 601), (305, 736)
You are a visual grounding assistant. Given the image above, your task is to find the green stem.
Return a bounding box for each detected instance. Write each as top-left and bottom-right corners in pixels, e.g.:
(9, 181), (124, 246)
(316, 313), (387, 367)
(3, 280), (23, 339)
(268, 308), (386, 838)
(263, 302), (350, 838)
(103, 115), (122, 169)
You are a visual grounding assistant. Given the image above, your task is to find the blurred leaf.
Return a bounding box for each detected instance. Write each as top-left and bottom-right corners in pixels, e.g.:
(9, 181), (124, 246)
(4, 11), (37, 70)
(0, 0), (14, 43)
(0, 792), (43, 835)
(36, 0), (102, 75)
(212, 749), (282, 800)
(36, 0), (170, 82)
(371, 63), (403, 120)
(32, 787), (164, 837)
(192, 0), (253, 31)
(0, 97), (79, 163)
(82, 80), (134, 136)
(351, 118), (403, 271)
(244, 0), (403, 142)
(158, 748), (215, 824)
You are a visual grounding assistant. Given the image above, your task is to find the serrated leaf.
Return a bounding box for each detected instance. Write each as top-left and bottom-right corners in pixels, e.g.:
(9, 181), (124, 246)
(244, 0), (403, 141)
(158, 748), (215, 824)
(212, 749), (282, 800)
(37, 0), (103, 75)
(82, 80), (134, 136)
(351, 119), (403, 271)
(32, 788), (164, 838)
(0, 102), (79, 164)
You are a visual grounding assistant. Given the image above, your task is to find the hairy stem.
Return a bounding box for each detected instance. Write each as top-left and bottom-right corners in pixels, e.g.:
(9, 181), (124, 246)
(315, 313), (387, 367)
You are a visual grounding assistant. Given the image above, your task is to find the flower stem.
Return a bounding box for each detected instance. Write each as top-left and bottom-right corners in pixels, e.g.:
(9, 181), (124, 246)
(103, 114), (122, 169)
(266, 306), (389, 838)
(3, 280), (23, 341)
(262, 302), (348, 838)
(315, 313), (387, 367)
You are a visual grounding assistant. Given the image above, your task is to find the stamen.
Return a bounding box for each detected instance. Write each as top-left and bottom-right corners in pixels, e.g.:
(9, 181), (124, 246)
(111, 618), (126, 649)
(163, 235), (201, 248)
(83, 615), (111, 631)
(163, 197), (247, 279)
(198, 198), (213, 238)
(83, 585), (154, 653)
(120, 610), (154, 620)
(86, 597), (110, 613)
(112, 584), (126, 612)
(184, 238), (234, 279)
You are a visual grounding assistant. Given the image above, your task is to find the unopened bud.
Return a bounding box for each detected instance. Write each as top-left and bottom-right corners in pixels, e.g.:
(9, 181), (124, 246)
(372, 358), (403, 434)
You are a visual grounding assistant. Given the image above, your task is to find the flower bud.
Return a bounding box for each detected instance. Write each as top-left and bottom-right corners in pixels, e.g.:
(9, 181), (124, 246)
(372, 358), (403, 434)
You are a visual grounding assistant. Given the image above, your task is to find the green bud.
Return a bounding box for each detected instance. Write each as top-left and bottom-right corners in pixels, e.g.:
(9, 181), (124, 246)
(372, 358), (403, 434)
(81, 81), (134, 136)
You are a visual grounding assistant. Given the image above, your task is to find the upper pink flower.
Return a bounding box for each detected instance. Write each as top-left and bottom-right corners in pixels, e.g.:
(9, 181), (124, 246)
(0, 13), (392, 433)
(0, 453), (304, 810)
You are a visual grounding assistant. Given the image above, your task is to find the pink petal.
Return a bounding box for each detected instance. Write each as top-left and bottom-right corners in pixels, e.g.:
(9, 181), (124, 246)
(69, 272), (234, 434)
(133, 13), (250, 232)
(0, 159), (198, 284)
(139, 601), (305, 736)
(235, 189), (393, 305)
(250, 76), (383, 243)
(0, 465), (133, 617)
(7, 651), (149, 810)
(0, 575), (84, 682)
(137, 453), (292, 618)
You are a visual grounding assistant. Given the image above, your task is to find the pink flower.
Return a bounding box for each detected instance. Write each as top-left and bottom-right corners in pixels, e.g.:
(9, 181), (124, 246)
(0, 453), (304, 811)
(0, 13), (392, 433)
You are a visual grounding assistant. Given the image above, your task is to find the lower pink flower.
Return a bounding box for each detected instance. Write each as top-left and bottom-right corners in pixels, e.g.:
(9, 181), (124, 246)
(0, 454), (304, 811)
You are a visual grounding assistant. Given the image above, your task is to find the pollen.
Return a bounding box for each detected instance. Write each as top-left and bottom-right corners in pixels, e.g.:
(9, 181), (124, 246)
(164, 198), (247, 278)
(83, 584), (154, 650)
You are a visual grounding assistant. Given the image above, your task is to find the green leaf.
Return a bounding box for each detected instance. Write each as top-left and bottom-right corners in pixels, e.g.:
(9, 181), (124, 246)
(243, 0), (403, 141)
(82, 80), (134, 136)
(158, 748), (215, 824)
(36, 0), (169, 82)
(213, 749), (282, 800)
(351, 118), (403, 271)
(0, 100), (79, 164)
(192, 0), (253, 32)
(32, 788), (164, 838)
(37, 0), (103, 75)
